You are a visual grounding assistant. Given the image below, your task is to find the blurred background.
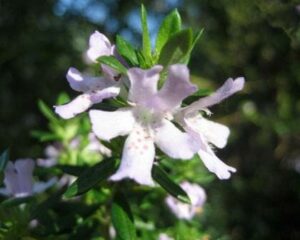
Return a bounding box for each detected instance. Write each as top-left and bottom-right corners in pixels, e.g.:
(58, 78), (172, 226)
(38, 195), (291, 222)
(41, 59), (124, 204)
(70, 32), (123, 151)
(1, 0), (300, 239)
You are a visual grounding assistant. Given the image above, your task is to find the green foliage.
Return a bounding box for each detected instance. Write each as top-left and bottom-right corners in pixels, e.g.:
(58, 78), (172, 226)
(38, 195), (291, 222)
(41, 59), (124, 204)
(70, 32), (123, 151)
(158, 28), (193, 67)
(140, 4), (152, 63)
(116, 35), (139, 66)
(155, 9), (182, 54)
(152, 164), (191, 204)
(63, 158), (120, 198)
(111, 193), (137, 240)
(0, 149), (9, 172)
(97, 56), (128, 75)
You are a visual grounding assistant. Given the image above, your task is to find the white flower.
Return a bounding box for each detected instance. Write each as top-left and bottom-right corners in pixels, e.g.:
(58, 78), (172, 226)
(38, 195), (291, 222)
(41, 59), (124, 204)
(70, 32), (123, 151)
(90, 64), (199, 186)
(86, 132), (112, 157)
(54, 67), (121, 119)
(177, 77), (245, 179)
(0, 159), (56, 198)
(165, 181), (206, 220)
(158, 233), (174, 240)
(55, 31), (127, 119)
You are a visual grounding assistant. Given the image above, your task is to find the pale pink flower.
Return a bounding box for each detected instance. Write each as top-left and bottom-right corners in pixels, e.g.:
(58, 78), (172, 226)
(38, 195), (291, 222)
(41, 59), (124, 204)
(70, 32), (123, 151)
(176, 77), (245, 179)
(90, 64), (199, 186)
(158, 233), (174, 240)
(165, 181), (206, 220)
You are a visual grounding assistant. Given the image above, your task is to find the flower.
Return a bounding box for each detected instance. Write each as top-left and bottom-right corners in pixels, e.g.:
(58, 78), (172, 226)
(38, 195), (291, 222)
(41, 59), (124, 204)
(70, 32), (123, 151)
(55, 31), (123, 119)
(89, 64), (199, 186)
(0, 159), (56, 198)
(158, 233), (174, 240)
(86, 31), (122, 81)
(176, 77), (245, 179)
(165, 181), (206, 220)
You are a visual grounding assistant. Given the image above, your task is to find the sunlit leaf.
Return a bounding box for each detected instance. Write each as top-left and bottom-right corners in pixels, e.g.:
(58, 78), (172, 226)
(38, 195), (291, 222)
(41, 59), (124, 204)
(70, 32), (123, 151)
(155, 9), (182, 54)
(116, 35), (138, 66)
(97, 56), (127, 74)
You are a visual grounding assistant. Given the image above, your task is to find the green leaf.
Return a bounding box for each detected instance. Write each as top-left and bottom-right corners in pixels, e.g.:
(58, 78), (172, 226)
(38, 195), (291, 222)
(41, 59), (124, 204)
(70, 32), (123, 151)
(63, 158), (119, 198)
(38, 100), (59, 124)
(111, 193), (136, 240)
(57, 164), (87, 177)
(0, 149), (9, 172)
(152, 164), (191, 204)
(158, 28), (193, 67)
(116, 35), (138, 66)
(140, 4), (152, 60)
(1, 196), (34, 208)
(97, 56), (127, 75)
(155, 9), (182, 54)
(181, 28), (204, 64)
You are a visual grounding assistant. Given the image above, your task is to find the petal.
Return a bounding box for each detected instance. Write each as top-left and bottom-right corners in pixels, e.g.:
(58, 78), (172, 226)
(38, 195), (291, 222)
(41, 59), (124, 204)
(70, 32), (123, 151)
(188, 116), (230, 149)
(110, 126), (155, 186)
(4, 162), (19, 196)
(14, 159), (35, 197)
(127, 65), (163, 104)
(152, 64), (197, 111)
(33, 177), (57, 194)
(180, 181), (206, 207)
(55, 85), (120, 119)
(66, 67), (111, 92)
(86, 31), (112, 62)
(55, 94), (93, 119)
(89, 108), (135, 141)
(197, 134), (236, 179)
(185, 77), (245, 114)
(165, 195), (195, 220)
(154, 120), (198, 159)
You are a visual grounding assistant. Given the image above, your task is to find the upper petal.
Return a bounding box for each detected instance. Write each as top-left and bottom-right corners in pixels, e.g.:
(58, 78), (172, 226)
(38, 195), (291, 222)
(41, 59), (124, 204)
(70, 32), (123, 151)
(127, 65), (163, 104)
(89, 108), (135, 141)
(184, 77), (245, 115)
(110, 125), (155, 186)
(152, 64), (197, 112)
(86, 31), (112, 62)
(66, 67), (111, 92)
(154, 119), (198, 159)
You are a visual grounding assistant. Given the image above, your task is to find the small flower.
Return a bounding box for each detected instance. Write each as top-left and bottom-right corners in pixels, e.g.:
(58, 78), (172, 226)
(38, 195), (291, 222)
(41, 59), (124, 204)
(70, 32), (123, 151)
(165, 181), (206, 220)
(54, 67), (120, 119)
(86, 31), (121, 80)
(158, 233), (174, 240)
(90, 64), (199, 186)
(55, 31), (127, 119)
(0, 159), (56, 198)
(176, 77), (245, 179)
(86, 132), (112, 157)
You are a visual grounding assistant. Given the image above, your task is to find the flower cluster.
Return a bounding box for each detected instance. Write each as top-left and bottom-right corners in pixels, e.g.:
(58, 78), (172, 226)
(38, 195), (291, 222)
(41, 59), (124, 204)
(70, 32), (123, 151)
(54, 31), (245, 186)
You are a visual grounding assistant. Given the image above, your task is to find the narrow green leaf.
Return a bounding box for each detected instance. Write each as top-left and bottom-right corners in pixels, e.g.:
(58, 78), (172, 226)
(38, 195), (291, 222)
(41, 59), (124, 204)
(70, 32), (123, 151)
(1, 196), (34, 208)
(158, 28), (193, 67)
(63, 158), (119, 198)
(152, 164), (191, 204)
(116, 35), (138, 66)
(140, 4), (152, 60)
(181, 28), (204, 64)
(111, 193), (136, 240)
(155, 9), (182, 54)
(0, 149), (9, 172)
(57, 164), (87, 177)
(38, 100), (59, 124)
(97, 56), (127, 75)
